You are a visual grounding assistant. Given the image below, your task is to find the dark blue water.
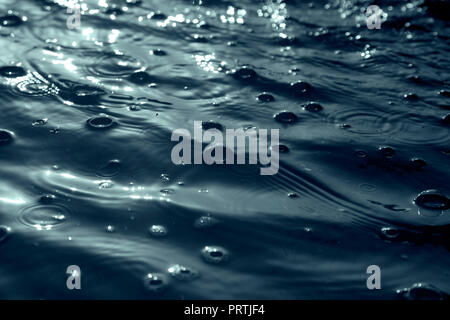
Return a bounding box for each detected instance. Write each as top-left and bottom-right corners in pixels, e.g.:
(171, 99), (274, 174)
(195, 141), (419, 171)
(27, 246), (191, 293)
(0, 0), (449, 299)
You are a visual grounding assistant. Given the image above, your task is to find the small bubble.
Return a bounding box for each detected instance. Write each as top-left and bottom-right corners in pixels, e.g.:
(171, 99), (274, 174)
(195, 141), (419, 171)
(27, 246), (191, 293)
(0, 66), (27, 78)
(287, 193), (298, 198)
(0, 129), (14, 145)
(160, 189), (174, 196)
(381, 226), (400, 239)
(438, 90), (450, 98)
(148, 225), (168, 237)
(338, 123), (351, 129)
(160, 173), (170, 182)
(128, 71), (152, 85)
(410, 158), (426, 170)
(397, 283), (447, 300)
(379, 146), (395, 158)
(98, 181), (113, 189)
(201, 246), (229, 264)
(414, 190), (449, 211)
(198, 188), (209, 193)
(127, 104), (141, 111)
(143, 273), (168, 292)
(194, 215), (218, 229)
(0, 226), (11, 243)
(274, 111), (297, 124)
(149, 12), (167, 20)
(441, 114), (450, 125)
(290, 81), (312, 96)
(303, 102), (323, 112)
(0, 15), (24, 27)
(32, 118), (48, 126)
(168, 264), (199, 281)
(39, 194), (56, 204)
(404, 92), (419, 101)
(232, 67), (257, 81)
(257, 92), (275, 102)
(149, 49), (167, 56)
(106, 225), (115, 233)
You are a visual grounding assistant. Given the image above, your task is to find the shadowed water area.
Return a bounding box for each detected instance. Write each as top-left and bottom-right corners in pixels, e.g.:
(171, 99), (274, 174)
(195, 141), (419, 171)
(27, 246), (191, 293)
(0, 0), (449, 299)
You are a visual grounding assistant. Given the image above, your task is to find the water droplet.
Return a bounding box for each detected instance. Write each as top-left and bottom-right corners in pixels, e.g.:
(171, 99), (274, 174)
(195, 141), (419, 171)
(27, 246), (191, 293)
(380, 226), (400, 239)
(160, 189), (174, 196)
(198, 188), (209, 193)
(143, 273), (168, 292)
(0, 226), (11, 243)
(404, 92), (419, 101)
(379, 146), (395, 158)
(148, 225), (168, 237)
(201, 246), (229, 264)
(232, 67), (257, 81)
(0, 15), (24, 27)
(32, 118), (48, 126)
(194, 216), (219, 229)
(414, 190), (449, 210)
(0, 129), (13, 145)
(149, 49), (167, 56)
(160, 173), (170, 182)
(98, 181), (114, 189)
(60, 84), (106, 105)
(397, 283), (447, 300)
(168, 264), (199, 281)
(149, 12), (167, 20)
(441, 114), (450, 125)
(39, 194), (56, 204)
(128, 71), (152, 85)
(257, 92), (275, 102)
(106, 225), (115, 233)
(274, 111), (297, 124)
(438, 90), (450, 98)
(290, 81), (312, 96)
(87, 116), (117, 130)
(410, 158), (426, 170)
(303, 102), (323, 112)
(287, 193), (298, 198)
(0, 66), (26, 77)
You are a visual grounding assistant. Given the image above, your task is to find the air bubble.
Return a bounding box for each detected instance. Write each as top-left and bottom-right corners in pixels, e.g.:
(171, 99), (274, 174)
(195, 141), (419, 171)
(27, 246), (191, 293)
(168, 264), (199, 281)
(257, 92), (275, 102)
(303, 102), (323, 112)
(0, 130), (13, 145)
(397, 283), (447, 300)
(194, 216), (218, 229)
(0, 66), (26, 77)
(201, 246), (229, 264)
(143, 273), (168, 292)
(274, 111), (297, 124)
(0, 226), (11, 243)
(148, 225), (168, 237)
(414, 190), (449, 211)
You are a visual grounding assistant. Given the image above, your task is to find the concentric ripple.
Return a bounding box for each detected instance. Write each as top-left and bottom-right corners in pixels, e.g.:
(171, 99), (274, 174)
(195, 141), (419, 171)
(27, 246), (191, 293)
(86, 52), (143, 78)
(17, 204), (70, 231)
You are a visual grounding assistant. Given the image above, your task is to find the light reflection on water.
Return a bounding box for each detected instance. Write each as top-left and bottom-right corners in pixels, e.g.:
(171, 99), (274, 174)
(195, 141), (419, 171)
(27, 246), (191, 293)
(0, 0), (449, 299)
